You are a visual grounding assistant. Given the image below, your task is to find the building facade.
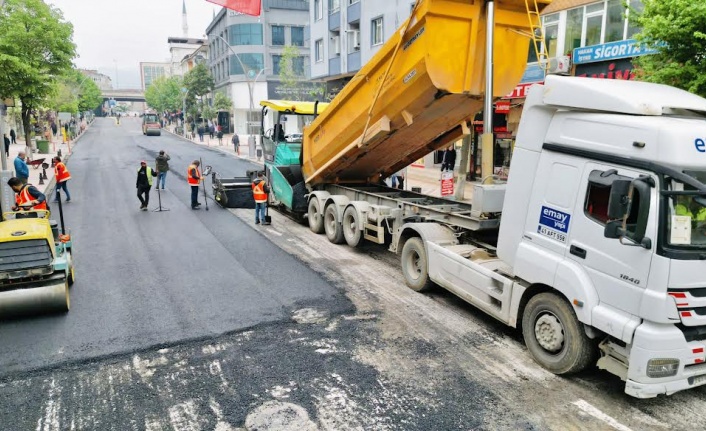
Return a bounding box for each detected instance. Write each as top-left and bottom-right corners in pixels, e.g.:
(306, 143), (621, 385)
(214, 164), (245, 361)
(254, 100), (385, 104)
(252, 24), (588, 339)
(168, 37), (207, 77)
(79, 69), (113, 91)
(206, 0), (311, 137)
(139, 62), (171, 91)
(309, 0), (416, 97)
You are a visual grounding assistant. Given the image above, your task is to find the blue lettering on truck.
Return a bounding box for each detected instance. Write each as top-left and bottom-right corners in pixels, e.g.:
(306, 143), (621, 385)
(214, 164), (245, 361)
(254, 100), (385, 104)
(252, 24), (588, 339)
(696, 138), (706, 153)
(537, 206), (571, 243)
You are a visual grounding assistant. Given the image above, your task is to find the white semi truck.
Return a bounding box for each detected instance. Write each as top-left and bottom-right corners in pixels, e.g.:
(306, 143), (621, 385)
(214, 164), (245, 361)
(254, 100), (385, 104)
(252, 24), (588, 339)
(260, 0), (706, 397)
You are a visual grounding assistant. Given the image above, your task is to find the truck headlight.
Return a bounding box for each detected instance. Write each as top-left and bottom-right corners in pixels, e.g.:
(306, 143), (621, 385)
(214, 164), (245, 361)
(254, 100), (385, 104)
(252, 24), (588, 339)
(647, 358), (680, 378)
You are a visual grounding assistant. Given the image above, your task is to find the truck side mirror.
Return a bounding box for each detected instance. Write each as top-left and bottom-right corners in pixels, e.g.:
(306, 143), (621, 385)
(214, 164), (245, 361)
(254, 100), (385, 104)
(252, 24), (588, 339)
(626, 178), (651, 248)
(607, 179), (631, 219)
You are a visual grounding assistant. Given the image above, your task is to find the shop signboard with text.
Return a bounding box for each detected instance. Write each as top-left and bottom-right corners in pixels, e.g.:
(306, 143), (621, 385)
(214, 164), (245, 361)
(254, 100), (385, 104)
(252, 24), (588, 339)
(575, 58), (635, 80)
(572, 39), (658, 65)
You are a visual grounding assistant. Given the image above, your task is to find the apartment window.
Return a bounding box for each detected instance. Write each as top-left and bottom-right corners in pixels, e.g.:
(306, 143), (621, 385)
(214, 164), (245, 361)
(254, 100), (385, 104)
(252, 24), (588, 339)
(542, 13), (559, 58)
(564, 7), (584, 52)
(329, 0), (340, 14)
(585, 3), (605, 46)
(229, 53), (264, 75)
(272, 25), (285, 46)
(626, 0), (643, 38)
(605, 0), (626, 42)
(273, 55), (282, 75)
(229, 24), (263, 45)
(291, 27), (304, 47)
(293, 57), (305, 75)
(371, 16), (383, 46)
(315, 39), (324, 62)
(315, 0), (323, 20)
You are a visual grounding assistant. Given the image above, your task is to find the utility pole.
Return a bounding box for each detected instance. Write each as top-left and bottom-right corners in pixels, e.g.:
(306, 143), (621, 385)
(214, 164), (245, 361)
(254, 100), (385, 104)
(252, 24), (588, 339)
(481, 0), (495, 183)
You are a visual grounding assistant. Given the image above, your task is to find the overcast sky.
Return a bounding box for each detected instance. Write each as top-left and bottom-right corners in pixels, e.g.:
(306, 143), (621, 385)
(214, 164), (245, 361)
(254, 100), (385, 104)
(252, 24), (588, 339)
(48, 0), (220, 89)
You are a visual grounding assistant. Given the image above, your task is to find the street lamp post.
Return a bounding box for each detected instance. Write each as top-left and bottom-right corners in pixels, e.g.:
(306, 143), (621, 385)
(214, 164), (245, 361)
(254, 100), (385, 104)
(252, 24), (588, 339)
(211, 35), (267, 159)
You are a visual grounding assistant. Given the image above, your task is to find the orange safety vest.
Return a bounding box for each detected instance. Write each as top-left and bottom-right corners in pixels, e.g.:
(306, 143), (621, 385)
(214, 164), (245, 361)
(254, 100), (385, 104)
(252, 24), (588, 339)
(55, 162), (71, 183)
(252, 180), (268, 203)
(16, 184), (47, 211)
(187, 164), (201, 186)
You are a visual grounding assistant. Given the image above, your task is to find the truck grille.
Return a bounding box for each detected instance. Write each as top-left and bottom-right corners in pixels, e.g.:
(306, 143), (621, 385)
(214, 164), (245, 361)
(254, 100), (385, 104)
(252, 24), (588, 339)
(0, 239), (52, 271)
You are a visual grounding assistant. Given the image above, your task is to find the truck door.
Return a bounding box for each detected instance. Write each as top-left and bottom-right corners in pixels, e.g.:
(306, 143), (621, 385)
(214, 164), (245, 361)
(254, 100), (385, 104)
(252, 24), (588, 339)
(568, 163), (655, 316)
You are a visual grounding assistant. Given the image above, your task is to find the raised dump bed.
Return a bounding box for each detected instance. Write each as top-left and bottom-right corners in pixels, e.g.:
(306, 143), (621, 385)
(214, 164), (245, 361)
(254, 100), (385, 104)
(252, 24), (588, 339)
(302, 0), (550, 186)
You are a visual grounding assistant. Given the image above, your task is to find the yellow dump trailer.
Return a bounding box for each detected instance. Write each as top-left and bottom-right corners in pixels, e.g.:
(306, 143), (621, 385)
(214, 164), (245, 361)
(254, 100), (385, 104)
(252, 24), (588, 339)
(302, 0), (550, 186)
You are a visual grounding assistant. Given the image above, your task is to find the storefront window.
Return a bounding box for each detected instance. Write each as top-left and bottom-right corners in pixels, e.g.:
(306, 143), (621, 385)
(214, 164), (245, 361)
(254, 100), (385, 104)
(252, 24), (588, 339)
(605, 0), (626, 42)
(564, 7), (583, 52)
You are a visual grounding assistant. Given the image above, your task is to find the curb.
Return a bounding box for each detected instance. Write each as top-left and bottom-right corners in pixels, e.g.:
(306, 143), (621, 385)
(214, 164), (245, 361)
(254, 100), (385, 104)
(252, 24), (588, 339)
(163, 128), (265, 167)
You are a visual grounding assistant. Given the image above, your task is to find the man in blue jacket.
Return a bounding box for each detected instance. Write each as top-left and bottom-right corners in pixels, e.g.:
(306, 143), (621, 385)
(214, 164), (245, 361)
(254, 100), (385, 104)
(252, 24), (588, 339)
(14, 151), (29, 185)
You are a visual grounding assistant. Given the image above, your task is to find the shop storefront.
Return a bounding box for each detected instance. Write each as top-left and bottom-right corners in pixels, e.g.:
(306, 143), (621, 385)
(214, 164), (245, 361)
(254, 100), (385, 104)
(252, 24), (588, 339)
(572, 38), (658, 79)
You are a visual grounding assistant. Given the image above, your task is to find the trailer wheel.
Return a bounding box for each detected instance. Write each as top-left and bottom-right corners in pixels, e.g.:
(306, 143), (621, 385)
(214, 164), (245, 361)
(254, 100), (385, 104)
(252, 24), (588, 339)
(308, 198), (325, 234)
(401, 237), (434, 292)
(522, 292), (595, 374)
(342, 206), (364, 247)
(324, 204), (345, 244)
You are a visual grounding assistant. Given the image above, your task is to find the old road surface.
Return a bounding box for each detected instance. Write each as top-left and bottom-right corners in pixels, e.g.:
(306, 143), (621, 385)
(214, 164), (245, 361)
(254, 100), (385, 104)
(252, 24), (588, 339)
(0, 117), (705, 430)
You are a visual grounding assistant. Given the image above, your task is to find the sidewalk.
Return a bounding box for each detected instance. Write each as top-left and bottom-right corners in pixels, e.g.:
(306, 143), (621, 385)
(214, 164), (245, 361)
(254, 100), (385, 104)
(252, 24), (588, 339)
(164, 125), (480, 204)
(7, 124), (88, 196)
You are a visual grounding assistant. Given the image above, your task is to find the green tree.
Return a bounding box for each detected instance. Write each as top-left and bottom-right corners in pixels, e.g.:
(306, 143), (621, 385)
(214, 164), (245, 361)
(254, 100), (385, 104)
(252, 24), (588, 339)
(213, 92), (232, 112)
(0, 0), (77, 146)
(279, 45), (304, 101)
(48, 69), (102, 114)
(145, 76), (183, 113)
(183, 64), (214, 123)
(631, 0), (706, 96)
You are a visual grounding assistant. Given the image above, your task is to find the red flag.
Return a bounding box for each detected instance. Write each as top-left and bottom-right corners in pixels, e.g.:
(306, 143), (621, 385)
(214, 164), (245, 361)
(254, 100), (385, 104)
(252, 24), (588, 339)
(206, 0), (261, 16)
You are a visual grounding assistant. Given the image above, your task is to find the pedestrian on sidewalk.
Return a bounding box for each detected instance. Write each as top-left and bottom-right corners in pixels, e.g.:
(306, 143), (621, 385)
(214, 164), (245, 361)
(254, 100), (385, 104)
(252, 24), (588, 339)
(8, 177), (47, 213)
(252, 171), (270, 225)
(3, 134), (9, 158)
(197, 125), (204, 142)
(53, 156), (72, 202)
(440, 146), (456, 172)
(136, 160), (156, 211)
(232, 132), (240, 155)
(14, 151), (29, 185)
(155, 150), (170, 190)
(187, 160), (202, 209)
(208, 122), (215, 139)
(9, 128), (16, 144)
(51, 122), (58, 138)
(391, 168), (405, 190)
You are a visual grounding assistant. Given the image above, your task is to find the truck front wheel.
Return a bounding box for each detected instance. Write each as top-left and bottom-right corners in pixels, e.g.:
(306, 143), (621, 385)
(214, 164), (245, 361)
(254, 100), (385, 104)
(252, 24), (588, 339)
(324, 204), (345, 244)
(400, 237), (434, 292)
(308, 199), (324, 234)
(522, 292), (595, 374)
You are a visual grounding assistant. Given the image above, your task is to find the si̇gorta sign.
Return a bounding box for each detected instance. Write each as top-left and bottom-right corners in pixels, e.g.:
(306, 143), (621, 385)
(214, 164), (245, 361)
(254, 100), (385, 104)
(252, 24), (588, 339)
(572, 39), (659, 65)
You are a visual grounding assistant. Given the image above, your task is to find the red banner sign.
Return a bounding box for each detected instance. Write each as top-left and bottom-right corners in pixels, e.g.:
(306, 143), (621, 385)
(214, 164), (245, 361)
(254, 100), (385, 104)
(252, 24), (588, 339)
(503, 82), (541, 99)
(441, 171), (454, 197)
(495, 101), (510, 114)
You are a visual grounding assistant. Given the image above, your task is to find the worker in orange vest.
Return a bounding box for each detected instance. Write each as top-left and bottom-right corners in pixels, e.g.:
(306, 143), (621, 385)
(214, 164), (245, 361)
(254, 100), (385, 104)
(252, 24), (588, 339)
(8, 177), (47, 214)
(53, 156), (72, 203)
(251, 171), (270, 225)
(187, 160), (202, 209)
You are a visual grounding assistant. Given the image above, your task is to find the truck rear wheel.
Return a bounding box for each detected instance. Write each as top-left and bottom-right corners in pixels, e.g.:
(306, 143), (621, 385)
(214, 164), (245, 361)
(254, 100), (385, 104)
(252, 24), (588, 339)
(401, 237), (434, 292)
(342, 206), (364, 247)
(308, 199), (324, 234)
(324, 204), (345, 244)
(522, 292), (595, 374)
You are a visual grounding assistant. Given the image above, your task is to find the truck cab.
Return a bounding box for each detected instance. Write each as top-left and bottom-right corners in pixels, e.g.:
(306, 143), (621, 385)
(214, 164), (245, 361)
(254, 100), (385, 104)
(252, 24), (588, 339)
(498, 75), (706, 398)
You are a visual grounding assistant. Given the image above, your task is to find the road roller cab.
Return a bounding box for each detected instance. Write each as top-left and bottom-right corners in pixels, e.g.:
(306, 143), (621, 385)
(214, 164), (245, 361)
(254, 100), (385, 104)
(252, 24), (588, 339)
(0, 209), (73, 318)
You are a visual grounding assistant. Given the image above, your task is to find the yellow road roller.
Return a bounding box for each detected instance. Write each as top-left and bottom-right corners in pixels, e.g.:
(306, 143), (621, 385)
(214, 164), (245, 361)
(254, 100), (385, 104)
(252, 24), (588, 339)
(0, 202), (74, 318)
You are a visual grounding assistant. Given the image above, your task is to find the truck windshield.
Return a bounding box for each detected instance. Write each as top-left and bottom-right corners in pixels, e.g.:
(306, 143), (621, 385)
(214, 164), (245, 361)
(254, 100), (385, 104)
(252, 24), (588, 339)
(665, 172), (706, 248)
(271, 113), (314, 143)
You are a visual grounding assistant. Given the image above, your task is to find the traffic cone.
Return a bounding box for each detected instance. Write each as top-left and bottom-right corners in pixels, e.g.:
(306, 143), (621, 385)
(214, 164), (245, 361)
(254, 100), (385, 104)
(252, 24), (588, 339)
(38, 173), (44, 185)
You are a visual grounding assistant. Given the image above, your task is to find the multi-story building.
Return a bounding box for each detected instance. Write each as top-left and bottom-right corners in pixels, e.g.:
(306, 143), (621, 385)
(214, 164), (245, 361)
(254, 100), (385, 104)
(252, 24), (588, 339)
(168, 37), (207, 77)
(179, 44), (209, 76)
(78, 69), (113, 91)
(309, 0), (417, 97)
(206, 0), (311, 136)
(139, 62), (171, 91)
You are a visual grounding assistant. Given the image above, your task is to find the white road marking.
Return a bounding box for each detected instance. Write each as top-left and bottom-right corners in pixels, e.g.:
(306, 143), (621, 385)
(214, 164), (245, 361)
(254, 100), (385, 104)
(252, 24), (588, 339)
(572, 399), (634, 431)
